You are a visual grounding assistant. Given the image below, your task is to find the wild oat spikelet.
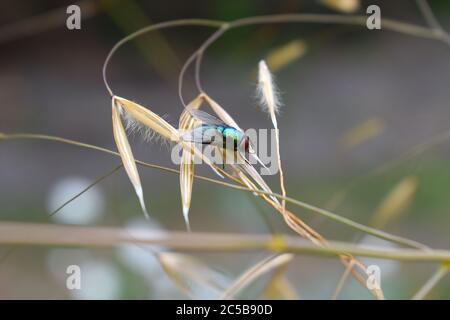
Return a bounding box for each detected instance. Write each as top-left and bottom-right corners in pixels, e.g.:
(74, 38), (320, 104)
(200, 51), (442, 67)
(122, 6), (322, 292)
(112, 99), (149, 218)
(112, 95), (180, 219)
(258, 60), (281, 129)
(257, 60), (287, 211)
(114, 96), (179, 142)
(178, 95), (204, 231)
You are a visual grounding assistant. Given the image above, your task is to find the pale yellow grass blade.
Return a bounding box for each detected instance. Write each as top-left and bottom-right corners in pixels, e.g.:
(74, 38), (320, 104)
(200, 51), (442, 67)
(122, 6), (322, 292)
(339, 117), (385, 151)
(321, 0), (360, 13)
(179, 94), (204, 129)
(114, 96), (179, 141)
(371, 176), (418, 228)
(178, 96), (203, 231)
(221, 253), (294, 300)
(112, 100), (149, 218)
(201, 93), (241, 129)
(265, 39), (307, 72)
(180, 149), (194, 231)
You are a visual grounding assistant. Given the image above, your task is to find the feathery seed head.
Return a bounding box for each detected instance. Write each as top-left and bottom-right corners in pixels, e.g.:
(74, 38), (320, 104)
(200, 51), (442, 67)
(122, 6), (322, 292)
(258, 60), (281, 117)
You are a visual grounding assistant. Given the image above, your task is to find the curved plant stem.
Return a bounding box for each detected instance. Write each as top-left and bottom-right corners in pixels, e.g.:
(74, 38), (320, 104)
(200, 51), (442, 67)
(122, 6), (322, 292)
(100, 13), (450, 104)
(102, 19), (225, 97)
(182, 13), (450, 100)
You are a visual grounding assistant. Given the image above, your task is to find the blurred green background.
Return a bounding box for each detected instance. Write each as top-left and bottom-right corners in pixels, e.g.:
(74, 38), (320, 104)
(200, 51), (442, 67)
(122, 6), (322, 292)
(1, 0), (450, 299)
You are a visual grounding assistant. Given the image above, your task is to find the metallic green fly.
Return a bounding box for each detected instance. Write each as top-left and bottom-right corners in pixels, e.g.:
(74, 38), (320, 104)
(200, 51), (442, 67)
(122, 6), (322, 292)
(181, 108), (265, 169)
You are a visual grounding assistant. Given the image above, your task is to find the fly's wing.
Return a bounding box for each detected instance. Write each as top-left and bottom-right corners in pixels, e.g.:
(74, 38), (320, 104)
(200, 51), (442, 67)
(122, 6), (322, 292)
(187, 108), (225, 126)
(181, 126), (221, 145)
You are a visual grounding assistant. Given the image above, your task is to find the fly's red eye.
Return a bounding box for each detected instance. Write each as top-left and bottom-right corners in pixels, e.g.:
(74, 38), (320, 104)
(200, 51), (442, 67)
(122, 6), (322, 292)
(244, 137), (250, 151)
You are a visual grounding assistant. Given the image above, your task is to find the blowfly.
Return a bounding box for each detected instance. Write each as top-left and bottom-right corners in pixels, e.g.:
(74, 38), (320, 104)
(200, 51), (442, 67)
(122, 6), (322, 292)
(181, 108), (261, 169)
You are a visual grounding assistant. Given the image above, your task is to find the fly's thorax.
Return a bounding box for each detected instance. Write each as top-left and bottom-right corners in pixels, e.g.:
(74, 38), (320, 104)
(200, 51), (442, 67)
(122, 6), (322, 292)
(216, 125), (226, 134)
(221, 127), (244, 151)
(222, 127), (243, 140)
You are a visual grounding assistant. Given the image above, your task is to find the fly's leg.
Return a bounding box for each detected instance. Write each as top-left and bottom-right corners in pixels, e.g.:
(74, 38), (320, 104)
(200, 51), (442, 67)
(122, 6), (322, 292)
(222, 148), (226, 170)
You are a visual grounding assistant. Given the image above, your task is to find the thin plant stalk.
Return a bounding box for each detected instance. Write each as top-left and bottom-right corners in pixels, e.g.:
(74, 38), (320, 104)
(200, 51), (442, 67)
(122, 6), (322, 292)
(0, 222), (450, 264)
(412, 264), (450, 300)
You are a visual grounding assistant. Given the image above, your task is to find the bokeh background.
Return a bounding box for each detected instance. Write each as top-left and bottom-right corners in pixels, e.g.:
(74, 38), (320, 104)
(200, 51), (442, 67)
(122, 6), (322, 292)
(1, 0), (450, 299)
